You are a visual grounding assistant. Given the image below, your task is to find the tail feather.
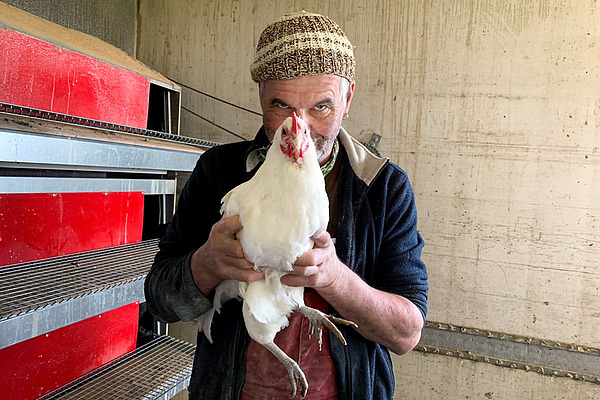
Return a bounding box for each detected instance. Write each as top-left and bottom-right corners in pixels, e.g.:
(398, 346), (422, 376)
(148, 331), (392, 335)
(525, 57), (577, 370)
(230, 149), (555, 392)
(214, 280), (242, 311)
(197, 308), (216, 343)
(197, 280), (242, 342)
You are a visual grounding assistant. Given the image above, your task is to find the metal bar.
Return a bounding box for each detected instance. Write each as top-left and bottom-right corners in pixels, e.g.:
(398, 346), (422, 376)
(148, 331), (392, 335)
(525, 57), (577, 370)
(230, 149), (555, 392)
(417, 321), (600, 384)
(0, 102), (217, 149)
(160, 193), (168, 225)
(0, 129), (201, 173)
(156, 320), (168, 336)
(149, 78), (181, 93)
(166, 91), (172, 135)
(0, 177), (175, 195)
(0, 161), (167, 175)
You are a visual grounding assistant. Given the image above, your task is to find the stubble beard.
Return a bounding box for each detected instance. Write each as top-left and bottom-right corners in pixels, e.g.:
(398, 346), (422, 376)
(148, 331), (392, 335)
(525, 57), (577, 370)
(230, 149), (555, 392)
(265, 125), (337, 165)
(312, 135), (334, 165)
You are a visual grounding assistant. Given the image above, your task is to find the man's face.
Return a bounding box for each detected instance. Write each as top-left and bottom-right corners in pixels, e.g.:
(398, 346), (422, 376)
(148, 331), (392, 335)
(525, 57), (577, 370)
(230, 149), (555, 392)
(259, 74), (355, 165)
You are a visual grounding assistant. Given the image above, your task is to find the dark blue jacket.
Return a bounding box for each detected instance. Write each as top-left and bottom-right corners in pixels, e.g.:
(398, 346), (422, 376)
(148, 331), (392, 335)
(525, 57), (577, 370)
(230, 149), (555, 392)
(144, 127), (428, 399)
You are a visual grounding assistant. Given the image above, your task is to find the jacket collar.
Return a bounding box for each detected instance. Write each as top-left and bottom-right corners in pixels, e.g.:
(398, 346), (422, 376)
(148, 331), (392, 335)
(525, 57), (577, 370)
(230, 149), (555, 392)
(244, 127), (270, 172)
(338, 127), (388, 186)
(245, 126), (388, 185)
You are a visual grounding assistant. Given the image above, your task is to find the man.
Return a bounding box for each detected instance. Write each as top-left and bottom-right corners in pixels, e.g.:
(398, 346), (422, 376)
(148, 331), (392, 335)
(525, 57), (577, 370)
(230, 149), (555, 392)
(145, 11), (428, 399)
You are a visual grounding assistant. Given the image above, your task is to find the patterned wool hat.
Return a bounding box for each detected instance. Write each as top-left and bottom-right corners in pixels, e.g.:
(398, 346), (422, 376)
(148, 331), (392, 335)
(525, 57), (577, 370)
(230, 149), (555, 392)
(250, 11), (355, 83)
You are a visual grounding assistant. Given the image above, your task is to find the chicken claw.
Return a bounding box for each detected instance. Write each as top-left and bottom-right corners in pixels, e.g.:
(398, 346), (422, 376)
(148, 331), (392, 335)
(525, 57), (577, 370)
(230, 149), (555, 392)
(298, 306), (358, 350)
(263, 342), (308, 399)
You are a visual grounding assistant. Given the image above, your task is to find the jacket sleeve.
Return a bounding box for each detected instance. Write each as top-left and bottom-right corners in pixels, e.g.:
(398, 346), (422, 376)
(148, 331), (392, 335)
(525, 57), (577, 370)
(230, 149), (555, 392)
(144, 251), (212, 322)
(371, 165), (429, 320)
(144, 155), (222, 323)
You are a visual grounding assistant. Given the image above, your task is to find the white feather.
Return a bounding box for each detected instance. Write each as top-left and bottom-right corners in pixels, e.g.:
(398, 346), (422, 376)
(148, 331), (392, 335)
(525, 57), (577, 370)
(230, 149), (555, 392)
(199, 115), (329, 346)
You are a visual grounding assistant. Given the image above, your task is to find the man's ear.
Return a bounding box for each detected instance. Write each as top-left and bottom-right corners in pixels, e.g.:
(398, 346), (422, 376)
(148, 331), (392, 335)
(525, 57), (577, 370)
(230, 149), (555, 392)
(344, 81), (356, 118)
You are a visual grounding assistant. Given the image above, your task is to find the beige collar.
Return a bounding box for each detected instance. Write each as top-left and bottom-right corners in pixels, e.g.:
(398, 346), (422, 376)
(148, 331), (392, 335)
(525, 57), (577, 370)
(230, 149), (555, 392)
(338, 127), (388, 185)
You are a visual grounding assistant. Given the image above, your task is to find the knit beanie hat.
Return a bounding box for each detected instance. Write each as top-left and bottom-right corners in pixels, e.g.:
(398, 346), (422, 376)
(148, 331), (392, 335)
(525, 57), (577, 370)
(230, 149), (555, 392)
(250, 11), (355, 83)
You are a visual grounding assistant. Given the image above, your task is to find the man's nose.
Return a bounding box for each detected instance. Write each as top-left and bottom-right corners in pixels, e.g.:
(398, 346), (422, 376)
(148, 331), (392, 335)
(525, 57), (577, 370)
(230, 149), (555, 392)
(292, 110), (315, 138)
(293, 109), (313, 129)
(293, 109), (308, 121)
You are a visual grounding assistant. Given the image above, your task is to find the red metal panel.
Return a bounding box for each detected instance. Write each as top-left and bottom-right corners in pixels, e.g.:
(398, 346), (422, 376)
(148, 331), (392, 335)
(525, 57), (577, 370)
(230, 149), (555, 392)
(0, 191), (144, 397)
(0, 302), (140, 400)
(0, 192), (144, 266)
(0, 27), (150, 128)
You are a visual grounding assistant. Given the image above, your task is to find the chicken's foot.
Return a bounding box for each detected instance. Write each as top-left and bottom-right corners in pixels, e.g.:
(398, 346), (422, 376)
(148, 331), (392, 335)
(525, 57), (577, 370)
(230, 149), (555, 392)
(297, 306), (358, 350)
(263, 341), (308, 399)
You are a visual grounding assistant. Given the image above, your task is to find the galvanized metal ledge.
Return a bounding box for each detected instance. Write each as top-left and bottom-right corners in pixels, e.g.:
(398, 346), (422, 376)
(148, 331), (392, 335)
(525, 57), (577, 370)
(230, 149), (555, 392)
(0, 176), (175, 195)
(0, 128), (202, 174)
(39, 335), (196, 400)
(0, 239), (159, 350)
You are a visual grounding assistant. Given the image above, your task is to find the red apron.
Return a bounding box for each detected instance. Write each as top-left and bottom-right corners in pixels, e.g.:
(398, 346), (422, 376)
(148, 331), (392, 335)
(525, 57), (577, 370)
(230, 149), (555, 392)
(240, 289), (338, 399)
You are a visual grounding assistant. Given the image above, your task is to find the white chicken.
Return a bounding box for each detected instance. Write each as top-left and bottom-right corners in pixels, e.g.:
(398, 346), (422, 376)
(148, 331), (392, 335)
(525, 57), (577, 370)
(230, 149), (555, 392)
(197, 112), (356, 398)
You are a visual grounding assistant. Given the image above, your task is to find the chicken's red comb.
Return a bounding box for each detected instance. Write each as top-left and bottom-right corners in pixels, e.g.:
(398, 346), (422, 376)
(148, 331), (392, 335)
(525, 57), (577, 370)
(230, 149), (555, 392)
(292, 111), (300, 135)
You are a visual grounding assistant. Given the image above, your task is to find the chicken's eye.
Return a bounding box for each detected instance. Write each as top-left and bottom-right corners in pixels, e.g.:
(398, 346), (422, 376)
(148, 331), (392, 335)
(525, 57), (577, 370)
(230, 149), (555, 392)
(282, 128), (288, 136)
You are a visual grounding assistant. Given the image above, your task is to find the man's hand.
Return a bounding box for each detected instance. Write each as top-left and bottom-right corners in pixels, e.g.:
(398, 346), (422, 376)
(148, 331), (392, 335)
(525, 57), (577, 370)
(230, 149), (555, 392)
(281, 230), (424, 355)
(191, 215), (264, 295)
(280, 231), (343, 289)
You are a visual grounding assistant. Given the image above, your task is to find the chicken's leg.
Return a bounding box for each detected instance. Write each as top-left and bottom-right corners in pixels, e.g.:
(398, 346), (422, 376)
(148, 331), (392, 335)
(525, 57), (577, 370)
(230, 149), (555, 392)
(297, 306), (358, 350)
(263, 341), (308, 399)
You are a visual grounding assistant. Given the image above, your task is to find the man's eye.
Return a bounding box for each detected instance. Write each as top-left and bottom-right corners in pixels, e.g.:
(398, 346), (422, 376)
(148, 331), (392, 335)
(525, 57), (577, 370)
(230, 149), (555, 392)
(276, 103), (289, 109)
(315, 104), (327, 111)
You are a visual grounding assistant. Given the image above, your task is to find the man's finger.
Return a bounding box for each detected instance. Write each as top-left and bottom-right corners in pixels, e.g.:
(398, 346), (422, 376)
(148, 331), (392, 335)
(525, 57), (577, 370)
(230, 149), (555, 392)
(280, 273), (304, 287)
(294, 249), (322, 266)
(235, 268), (265, 283)
(221, 240), (246, 258)
(311, 230), (331, 248)
(219, 214), (243, 235)
(228, 255), (254, 270)
(291, 265), (319, 276)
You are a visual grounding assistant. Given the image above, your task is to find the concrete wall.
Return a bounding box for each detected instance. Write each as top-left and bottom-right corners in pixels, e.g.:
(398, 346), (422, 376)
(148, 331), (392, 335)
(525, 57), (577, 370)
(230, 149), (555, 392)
(2, 0), (136, 56)
(136, 0), (600, 398)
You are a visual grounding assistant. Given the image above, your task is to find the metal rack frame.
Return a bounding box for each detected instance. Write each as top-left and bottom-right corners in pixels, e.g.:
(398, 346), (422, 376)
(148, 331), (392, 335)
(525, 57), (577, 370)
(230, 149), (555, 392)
(0, 109), (210, 399)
